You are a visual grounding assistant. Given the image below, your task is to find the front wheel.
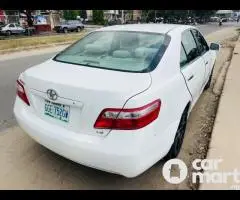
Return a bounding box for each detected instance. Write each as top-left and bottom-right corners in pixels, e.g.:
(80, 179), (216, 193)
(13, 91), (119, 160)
(76, 27), (81, 32)
(204, 69), (213, 90)
(63, 28), (68, 33)
(164, 106), (189, 160)
(6, 30), (11, 36)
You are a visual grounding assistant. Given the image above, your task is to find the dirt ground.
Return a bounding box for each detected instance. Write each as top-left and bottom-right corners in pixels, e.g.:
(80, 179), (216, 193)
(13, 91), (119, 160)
(0, 29), (239, 190)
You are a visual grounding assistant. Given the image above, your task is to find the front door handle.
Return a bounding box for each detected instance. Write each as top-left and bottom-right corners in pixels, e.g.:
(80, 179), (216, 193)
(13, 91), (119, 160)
(188, 75), (194, 81)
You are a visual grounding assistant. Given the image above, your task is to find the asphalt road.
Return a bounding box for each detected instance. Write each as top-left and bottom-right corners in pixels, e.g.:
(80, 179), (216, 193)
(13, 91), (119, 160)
(0, 23), (238, 131)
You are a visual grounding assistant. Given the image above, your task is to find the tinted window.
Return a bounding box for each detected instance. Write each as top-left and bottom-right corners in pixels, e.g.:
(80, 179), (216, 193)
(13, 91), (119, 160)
(182, 30), (199, 62)
(191, 29), (209, 55)
(54, 31), (170, 73)
(180, 43), (188, 67)
(9, 24), (15, 28)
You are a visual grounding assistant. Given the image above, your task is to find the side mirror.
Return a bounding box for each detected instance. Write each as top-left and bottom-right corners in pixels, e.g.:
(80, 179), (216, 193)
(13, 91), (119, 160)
(210, 43), (220, 51)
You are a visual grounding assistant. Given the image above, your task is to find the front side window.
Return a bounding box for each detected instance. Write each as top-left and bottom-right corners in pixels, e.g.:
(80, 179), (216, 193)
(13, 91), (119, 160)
(180, 43), (188, 67)
(54, 31), (171, 73)
(181, 30), (199, 63)
(9, 24), (15, 28)
(191, 29), (209, 55)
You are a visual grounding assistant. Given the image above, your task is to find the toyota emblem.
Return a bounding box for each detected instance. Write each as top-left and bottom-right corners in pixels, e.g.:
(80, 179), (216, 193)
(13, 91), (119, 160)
(47, 89), (58, 101)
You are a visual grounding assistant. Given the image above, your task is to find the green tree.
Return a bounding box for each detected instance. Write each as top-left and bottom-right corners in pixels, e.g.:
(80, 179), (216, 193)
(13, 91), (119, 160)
(142, 10), (155, 22)
(142, 10), (216, 22)
(79, 10), (87, 19)
(63, 10), (79, 20)
(92, 10), (104, 25)
(19, 10), (34, 27)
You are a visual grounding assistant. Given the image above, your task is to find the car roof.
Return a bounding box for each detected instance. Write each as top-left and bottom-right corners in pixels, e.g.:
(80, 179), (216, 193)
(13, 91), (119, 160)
(96, 24), (194, 34)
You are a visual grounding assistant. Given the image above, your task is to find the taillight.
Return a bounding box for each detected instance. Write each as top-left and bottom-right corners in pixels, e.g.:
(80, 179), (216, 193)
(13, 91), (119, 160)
(94, 100), (161, 130)
(16, 79), (30, 106)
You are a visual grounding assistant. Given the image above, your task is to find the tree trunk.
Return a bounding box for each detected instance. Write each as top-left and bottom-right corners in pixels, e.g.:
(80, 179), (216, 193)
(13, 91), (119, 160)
(26, 10), (33, 27)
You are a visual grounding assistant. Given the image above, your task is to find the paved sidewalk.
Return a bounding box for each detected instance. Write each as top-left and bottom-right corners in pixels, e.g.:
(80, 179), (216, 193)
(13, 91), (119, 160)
(200, 37), (240, 190)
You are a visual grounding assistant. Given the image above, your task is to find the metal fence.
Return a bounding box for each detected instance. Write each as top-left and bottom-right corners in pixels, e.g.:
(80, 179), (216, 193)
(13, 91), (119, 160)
(0, 15), (20, 24)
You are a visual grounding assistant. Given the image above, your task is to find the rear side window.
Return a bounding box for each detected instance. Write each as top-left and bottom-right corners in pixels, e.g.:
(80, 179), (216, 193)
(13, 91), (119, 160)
(181, 30), (199, 62)
(54, 31), (171, 73)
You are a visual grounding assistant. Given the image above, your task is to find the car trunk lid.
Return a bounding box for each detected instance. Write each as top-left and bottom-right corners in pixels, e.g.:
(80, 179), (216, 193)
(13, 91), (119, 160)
(22, 59), (152, 136)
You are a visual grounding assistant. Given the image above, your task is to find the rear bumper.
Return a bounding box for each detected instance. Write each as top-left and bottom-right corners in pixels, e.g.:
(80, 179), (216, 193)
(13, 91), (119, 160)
(14, 97), (177, 178)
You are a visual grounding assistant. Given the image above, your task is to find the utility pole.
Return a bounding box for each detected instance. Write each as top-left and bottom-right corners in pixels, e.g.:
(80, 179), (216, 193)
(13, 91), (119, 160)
(121, 10), (124, 23)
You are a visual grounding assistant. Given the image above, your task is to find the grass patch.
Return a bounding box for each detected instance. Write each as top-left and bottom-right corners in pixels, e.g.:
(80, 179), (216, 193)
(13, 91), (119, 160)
(0, 31), (87, 51)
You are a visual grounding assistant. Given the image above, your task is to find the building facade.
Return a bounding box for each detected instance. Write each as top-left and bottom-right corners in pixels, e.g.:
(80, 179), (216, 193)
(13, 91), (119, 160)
(0, 10), (61, 29)
(133, 10), (142, 21)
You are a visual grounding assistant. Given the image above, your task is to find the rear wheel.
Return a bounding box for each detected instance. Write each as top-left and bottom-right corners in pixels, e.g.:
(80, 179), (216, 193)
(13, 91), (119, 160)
(164, 105), (189, 160)
(63, 28), (68, 34)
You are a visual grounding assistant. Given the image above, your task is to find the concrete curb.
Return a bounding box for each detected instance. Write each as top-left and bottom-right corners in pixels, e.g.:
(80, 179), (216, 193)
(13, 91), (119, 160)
(0, 42), (74, 55)
(200, 36), (240, 190)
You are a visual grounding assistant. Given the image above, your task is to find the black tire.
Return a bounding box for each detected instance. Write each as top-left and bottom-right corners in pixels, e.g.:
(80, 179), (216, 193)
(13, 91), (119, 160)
(63, 28), (68, 34)
(204, 69), (213, 90)
(76, 27), (81, 32)
(164, 105), (189, 160)
(6, 30), (11, 36)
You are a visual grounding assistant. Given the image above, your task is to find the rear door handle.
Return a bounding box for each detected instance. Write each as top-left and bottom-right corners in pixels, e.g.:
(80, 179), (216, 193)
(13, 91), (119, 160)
(188, 75), (194, 81)
(205, 61), (208, 65)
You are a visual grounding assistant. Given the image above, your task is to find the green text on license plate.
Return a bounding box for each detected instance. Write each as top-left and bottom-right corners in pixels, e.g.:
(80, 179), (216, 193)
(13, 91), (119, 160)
(44, 100), (70, 122)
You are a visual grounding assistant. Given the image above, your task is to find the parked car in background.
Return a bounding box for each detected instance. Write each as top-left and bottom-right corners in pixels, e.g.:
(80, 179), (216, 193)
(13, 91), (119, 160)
(54, 20), (84, 33)
(221, 18), (228, 22)
(14, 24), (220, 178)
(210, 16), (220, 22)
(0, 23), (25, 36)
(105, 18), (122, 26)
(155, 17), (164, 23)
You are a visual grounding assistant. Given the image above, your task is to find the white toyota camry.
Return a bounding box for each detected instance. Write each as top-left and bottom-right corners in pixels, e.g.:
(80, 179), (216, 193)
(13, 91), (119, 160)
(14, 24), (220, 178)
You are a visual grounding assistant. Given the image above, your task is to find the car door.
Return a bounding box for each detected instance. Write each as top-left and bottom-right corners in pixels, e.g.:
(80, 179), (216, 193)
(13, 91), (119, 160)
(15, 23), (24, 34)
(8, 23), (16, 33)
(191, 29), (213, 83)
(180, 29), (206, 106)
(68, 21), (75, 30)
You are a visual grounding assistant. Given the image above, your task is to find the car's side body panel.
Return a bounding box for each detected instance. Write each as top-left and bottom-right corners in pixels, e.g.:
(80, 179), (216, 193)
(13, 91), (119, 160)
(121, 28), (193, 159)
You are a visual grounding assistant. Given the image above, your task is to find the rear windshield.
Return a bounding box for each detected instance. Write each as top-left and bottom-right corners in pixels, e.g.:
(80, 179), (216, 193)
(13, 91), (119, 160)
(54, 31), (171, 73)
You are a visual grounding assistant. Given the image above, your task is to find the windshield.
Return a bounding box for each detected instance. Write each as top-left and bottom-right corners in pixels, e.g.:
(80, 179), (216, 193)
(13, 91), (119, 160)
(54, 31), (171, 73)
(60, 21), (67, 25)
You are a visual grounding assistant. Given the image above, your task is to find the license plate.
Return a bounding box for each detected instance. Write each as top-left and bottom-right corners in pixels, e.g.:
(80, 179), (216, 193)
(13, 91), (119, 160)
(44, 100), (70, 122)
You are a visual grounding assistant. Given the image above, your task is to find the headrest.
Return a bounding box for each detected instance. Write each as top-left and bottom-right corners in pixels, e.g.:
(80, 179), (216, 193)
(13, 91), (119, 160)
(112, 50), (131, 58)
(84, 44), (107, 54)
(135, 47), (158, 58)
